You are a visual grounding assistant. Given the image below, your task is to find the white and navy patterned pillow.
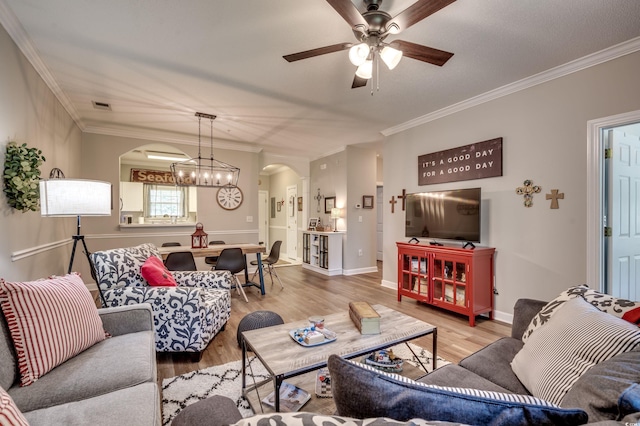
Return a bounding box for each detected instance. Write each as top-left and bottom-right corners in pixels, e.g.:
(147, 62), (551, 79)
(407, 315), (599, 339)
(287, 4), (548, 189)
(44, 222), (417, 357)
(233, 413), (457, 426)
(512, 296), (640, 405)
(522, 285), (640, 342)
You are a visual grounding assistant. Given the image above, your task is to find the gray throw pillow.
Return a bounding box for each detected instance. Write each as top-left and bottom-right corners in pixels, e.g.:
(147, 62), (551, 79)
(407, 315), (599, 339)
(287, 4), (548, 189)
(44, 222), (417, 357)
(327, 355), (587, 426)
(560, 351), (640, 422)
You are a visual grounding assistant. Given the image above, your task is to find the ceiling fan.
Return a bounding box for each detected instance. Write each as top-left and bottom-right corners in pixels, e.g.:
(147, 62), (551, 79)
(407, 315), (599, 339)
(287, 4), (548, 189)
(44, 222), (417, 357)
(283, 0), (456, 89)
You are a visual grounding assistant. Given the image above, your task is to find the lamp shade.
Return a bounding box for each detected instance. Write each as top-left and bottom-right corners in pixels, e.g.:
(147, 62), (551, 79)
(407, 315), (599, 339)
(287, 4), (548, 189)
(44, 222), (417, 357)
(349, 43), (369, 66)
(355, 60), (373, 79)
(380, 46), (403, 70)
(40, 179), (111, 217)
(331, 207), (341, 219)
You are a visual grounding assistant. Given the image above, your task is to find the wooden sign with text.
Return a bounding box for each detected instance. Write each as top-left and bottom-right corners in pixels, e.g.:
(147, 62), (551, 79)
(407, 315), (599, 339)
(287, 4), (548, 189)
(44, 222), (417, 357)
(130, 169), (178, 185)
(418, 138), (503, 185)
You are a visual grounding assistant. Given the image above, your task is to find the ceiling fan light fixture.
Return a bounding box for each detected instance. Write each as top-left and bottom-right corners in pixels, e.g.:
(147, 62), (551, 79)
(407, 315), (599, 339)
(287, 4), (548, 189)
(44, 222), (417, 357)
(380, 46), (403, 70)
(355, 59), (373, 79)
(348, 43), (370, 66)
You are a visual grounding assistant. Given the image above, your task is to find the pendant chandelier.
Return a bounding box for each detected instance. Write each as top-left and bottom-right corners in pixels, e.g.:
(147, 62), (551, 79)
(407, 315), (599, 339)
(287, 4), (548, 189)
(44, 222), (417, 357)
(171, 112), (240, 188)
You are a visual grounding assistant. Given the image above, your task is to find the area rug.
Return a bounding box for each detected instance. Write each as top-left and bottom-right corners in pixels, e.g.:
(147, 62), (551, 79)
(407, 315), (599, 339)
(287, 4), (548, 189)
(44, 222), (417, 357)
(161, 342), (448, 425)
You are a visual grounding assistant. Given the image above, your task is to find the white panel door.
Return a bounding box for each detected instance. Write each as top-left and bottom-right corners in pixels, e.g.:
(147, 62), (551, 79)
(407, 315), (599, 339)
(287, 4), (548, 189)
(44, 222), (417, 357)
(607, 129), (640, 299)
(286, 185), (298, 260)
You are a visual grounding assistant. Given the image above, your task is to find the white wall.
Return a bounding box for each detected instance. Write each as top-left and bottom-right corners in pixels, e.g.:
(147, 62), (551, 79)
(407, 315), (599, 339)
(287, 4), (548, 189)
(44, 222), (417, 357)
(0, 24), (83, 282)
(344, 146), (377, 274)
(383, 51), (640, 318)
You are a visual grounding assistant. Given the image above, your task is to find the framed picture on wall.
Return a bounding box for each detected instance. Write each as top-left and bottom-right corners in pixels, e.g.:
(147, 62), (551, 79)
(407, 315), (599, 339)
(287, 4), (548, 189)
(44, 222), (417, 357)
(270, 197), (276, 218)
(297, 196), (303, 211)
(363, 195), (374, 209)
(324, 196), (336, 214)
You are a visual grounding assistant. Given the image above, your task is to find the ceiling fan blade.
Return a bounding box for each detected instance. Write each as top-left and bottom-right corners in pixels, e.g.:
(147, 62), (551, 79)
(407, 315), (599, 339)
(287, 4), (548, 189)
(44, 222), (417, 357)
(390, 40), (454, 66)
(283, 43), (353, 62)
(326, 0), (369, 32)
(386, 0), (456, 33)
(351, 74), (368, 89)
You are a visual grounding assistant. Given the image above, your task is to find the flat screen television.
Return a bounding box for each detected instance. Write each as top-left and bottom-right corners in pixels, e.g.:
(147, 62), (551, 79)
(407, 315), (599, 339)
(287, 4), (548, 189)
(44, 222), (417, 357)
(405, 188), (481, 243)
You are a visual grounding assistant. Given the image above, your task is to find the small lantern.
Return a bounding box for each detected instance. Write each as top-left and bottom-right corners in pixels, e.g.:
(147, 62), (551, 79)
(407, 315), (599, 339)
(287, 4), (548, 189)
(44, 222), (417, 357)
(191, 222), (208, 248)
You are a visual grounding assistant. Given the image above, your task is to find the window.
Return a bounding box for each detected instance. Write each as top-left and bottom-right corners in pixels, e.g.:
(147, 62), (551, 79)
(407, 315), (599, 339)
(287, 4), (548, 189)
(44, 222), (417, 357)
(144, 184), (189, 218)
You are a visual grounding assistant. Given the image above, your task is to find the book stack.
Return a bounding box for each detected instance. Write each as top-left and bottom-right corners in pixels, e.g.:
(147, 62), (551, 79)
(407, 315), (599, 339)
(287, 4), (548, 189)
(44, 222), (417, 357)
(348, 301), (381, 335)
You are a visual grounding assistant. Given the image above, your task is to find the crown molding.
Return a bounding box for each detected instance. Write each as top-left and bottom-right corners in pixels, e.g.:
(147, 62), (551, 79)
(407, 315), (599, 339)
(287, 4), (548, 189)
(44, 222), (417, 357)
(0, 0), (84, 129)
(382, 36), (640, 136)
(83, 125), (262, 153)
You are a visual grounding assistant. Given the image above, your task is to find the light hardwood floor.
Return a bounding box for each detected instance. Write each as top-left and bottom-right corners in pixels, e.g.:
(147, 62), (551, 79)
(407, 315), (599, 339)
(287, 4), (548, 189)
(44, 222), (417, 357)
(154, 262), (511, 386)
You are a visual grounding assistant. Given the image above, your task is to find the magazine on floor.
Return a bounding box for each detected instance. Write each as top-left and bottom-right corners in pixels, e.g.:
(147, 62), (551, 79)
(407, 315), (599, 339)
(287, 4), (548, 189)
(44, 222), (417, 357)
(262, 382), (311, 412)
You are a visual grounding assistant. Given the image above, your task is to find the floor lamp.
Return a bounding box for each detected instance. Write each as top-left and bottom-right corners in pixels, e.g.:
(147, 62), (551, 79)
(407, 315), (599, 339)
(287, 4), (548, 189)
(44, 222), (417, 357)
(40, 179), (111, 301)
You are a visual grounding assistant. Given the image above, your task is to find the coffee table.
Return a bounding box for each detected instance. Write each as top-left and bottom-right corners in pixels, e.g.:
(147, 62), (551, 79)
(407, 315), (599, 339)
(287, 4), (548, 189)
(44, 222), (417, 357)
(241, 304), (437, 413)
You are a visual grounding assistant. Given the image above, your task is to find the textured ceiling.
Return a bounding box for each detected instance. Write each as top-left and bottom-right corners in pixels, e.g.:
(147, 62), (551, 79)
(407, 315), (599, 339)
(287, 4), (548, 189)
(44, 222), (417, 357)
(2, 0), (640, 160)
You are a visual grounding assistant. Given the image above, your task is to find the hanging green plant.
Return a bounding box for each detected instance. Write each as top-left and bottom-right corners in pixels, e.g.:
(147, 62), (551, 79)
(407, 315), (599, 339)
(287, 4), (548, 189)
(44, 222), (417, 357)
(3, 142), (46, 212)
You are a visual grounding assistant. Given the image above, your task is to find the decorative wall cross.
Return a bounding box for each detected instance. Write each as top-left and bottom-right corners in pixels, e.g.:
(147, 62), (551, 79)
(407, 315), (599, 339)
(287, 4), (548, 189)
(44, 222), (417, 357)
(515, 180), (541, 207)
(397, 189), (407, 211)
(314, 188), (323, 213)
(546, 189), (564, 209)
(389, 196), (397, 213)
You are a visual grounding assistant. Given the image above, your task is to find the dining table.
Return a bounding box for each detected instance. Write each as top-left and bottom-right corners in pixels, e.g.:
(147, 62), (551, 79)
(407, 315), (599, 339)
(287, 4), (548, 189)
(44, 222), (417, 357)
(158, 243), (267, 295)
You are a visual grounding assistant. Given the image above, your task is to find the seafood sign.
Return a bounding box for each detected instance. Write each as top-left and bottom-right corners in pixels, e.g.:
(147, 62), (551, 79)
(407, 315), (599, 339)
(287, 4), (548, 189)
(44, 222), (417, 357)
(418, 138), (503, 185)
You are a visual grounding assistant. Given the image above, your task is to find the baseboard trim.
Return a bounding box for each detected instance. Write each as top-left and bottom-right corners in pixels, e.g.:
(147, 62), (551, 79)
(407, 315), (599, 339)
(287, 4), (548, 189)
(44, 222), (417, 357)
(342, 266), (379, 276)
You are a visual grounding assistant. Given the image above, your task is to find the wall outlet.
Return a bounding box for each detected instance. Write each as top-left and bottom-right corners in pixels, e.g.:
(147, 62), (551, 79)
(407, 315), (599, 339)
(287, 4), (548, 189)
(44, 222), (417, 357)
(358, 215), (363, 222)
(246, 216), (253, 222)
(358, 249), (363, 256)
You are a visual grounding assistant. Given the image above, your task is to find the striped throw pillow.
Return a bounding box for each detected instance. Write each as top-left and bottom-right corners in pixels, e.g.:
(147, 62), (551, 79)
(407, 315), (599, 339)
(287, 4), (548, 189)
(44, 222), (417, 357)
(0, 273), (106, 386)
(0, 386), (28, 426)
(511, 296), (640, 405)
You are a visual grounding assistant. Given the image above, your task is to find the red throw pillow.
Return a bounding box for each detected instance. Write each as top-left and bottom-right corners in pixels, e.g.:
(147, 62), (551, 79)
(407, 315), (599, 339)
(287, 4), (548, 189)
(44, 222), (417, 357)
(141, 256), (177, 287)
(0, 273), (107, 386)
(623, 306), (640, 325)
(0, 387), (29, 426)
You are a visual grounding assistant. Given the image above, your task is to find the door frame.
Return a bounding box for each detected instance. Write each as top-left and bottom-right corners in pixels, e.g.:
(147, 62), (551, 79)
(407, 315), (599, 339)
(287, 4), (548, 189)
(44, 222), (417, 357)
(286, 185), (298, 260)
(586, 109), (640, 291)
(258, 190), (269, 249)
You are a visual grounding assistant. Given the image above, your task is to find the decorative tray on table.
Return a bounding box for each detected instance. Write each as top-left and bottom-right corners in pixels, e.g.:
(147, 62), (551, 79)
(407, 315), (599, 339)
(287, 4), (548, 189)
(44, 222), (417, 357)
(289, 328), (337, 347)
(363, 349), (404, 373)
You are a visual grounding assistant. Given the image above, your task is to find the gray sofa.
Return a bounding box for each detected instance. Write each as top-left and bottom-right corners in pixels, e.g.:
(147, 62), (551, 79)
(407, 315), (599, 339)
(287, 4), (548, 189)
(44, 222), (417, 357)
(329, 298), (640, 425)
(1, 303), (160, 426)
(184, 298), (640, 426)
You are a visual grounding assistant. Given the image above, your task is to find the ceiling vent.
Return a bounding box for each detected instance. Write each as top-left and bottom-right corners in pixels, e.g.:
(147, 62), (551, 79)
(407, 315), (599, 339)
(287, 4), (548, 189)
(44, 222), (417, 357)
(92, 101), (112, 111)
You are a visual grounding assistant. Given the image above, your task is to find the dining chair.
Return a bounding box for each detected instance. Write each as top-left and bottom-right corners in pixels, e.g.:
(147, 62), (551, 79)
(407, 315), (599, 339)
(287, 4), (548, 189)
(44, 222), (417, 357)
(215, 248), (249, 302)
(250, 240), (283, 289)
(164, 251), (197, 271)
(161, 242), (182, 247)
(205, 240), (226, 270)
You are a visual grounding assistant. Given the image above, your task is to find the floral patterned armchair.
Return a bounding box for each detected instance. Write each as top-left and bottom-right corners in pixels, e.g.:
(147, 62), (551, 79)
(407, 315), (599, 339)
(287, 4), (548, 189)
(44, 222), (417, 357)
(90, 243), (232, 354)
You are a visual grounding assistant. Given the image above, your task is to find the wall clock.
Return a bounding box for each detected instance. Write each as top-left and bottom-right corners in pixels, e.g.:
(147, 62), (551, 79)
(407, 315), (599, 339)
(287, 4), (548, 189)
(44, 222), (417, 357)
(216, 186), (243, 210)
